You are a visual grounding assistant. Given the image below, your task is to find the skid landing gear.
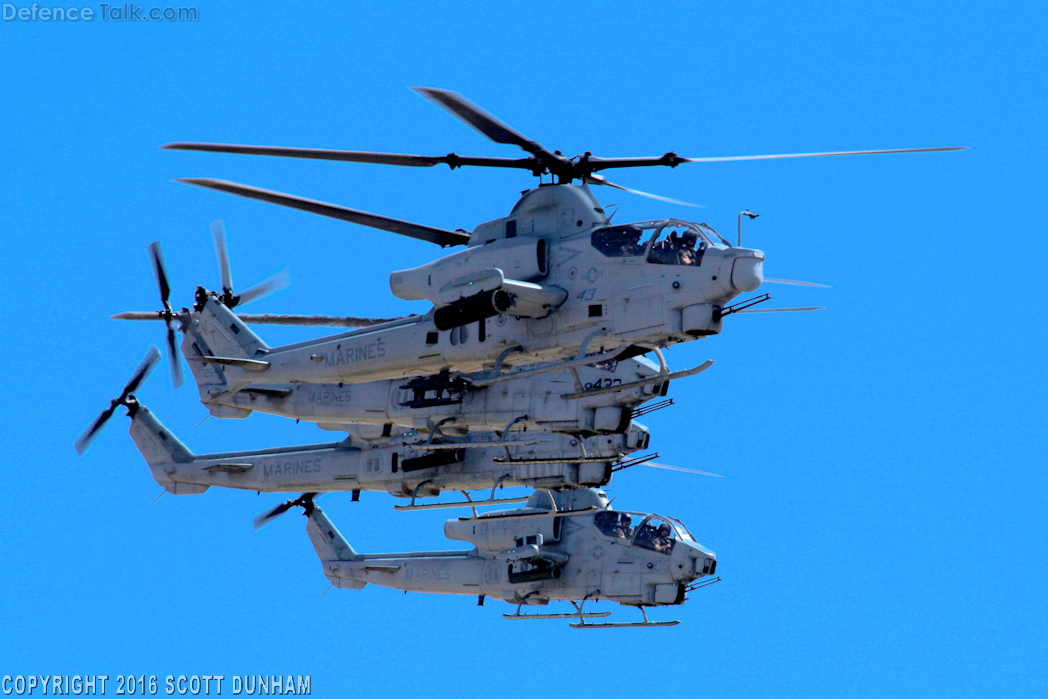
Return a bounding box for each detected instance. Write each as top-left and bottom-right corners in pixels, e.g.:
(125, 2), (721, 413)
(571, 606), (679, 629)
(503, 595), (611, 621)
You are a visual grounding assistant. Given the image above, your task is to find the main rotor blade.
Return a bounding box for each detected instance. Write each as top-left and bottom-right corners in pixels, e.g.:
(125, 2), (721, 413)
(112, 310), (404, 328)
(163, 142), (536, 171)
(679, 146), (968, 164)
(763, 277), (831, 288)
(734, 306), (826, 313)
(584, 174), (702, 208)
(412, 87), (568, 175)
(175, 179), (470, 248)
(233, 313), (408, 328)
(111, 312), (173, 321)
(645, 462), (725, 478)
(584, 147), (967, 171)
(210, 219), (233, 294)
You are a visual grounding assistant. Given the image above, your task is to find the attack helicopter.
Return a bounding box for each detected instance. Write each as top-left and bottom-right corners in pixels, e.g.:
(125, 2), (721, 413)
(123, 221), (712, 435)
(75, 347), (718, 509)
(121, 88), (963, 398)
(268, 488), (720, 628)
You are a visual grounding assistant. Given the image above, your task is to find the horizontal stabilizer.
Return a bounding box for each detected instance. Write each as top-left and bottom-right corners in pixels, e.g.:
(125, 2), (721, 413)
(189, 356), (270, 371)
(241, 387), (293, 398)
(202, 463), (254, 473)
(363, 565), (401, 573)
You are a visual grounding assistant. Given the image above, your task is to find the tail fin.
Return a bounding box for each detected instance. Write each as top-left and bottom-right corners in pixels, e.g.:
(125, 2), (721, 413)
(194, 294), (270, 359)
(305, 505), (366, 589)
(127, 402), (208, 494)
(306, 505), (358, 561)
(182, 295), (270, 419)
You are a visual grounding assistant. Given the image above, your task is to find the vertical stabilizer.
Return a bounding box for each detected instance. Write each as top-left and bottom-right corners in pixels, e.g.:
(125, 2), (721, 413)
(306, 505), (358, 561)
(127, 403), (207, 494)
(305, 505), (365, 589)
(190, 295), (269, 360)
(182, 295), (270, 418)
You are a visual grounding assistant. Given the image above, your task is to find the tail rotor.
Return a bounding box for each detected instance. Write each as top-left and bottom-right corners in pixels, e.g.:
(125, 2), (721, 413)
(209, 219), (289, 310)
(253, 492), (318, 531)
(147, 240), (185, 389)
(74, 345), (161, 455)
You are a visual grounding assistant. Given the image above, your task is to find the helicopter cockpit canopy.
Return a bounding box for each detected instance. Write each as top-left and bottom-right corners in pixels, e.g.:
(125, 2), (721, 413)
(593, 510), (695, 555)
(590, 219), (730, 266)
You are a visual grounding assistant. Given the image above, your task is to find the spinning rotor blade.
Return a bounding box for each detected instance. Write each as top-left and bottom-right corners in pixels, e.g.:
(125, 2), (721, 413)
(234, 312), (407, 328)
(162, 142), (535, 171)
(208, 220), (291, 308)
(645, 461), (721, 477)
(583, 174), (701, 208)
(413, 88), (552, 157)
(235, 267), (290, 308)
(676, 146), (969, 164)
(112, 310), (396, 328)
(165, 323), (183, 388)
(584, 146), (968, 172)
(176, 179), (470, 248)
(412, 87), (573, 178)
(253, 493), (318, 531)
(147, 241), (184, 388)
(735, 306), (825, 313)
(75, 346), (161, 455)
(111, 311), (169, 321)
(148, 241), (172, 309)
(210, 219), (233, 295)
(763, 277), (831, 288)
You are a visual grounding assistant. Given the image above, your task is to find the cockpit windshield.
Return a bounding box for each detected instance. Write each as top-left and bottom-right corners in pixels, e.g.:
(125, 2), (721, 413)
(631, 515), (677, 554)
(590, 219), (729, 266)
(594, 510), (635, 540)
(593, 511), (691, 555)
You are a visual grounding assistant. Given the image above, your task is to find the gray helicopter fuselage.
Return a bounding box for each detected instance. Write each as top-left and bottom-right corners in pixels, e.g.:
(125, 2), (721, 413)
(185, 319), (668, 435)
(204, 186), (763, 393)
(127, 403), (649, 497)
(306, 489), (717, 609)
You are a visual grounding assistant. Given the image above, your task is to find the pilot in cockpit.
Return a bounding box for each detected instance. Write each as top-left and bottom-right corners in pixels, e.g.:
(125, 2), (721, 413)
(617, 513), (633, 538)
(654, 523), (674, 552)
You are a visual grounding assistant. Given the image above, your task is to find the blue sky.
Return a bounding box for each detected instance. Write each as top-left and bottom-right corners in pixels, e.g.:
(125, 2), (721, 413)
(1, 2), (1045, 697)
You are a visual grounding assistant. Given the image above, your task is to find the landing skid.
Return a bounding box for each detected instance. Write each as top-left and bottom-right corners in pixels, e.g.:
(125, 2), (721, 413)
(570, 619), (679, 629)
(503, 594), (611, 622)
(393, 495), (530, 511)
(503, 611), (612, 621)
(570, 606), (679, 629)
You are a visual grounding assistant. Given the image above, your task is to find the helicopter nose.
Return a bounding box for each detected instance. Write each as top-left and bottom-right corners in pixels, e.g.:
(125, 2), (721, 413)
(694, 553), (717, 576)
(730, 252), (764, 292)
